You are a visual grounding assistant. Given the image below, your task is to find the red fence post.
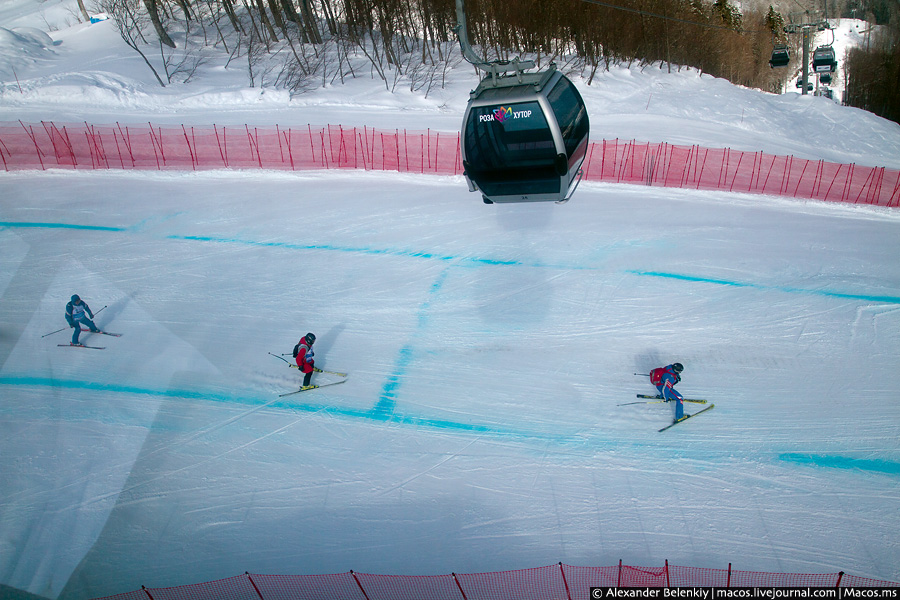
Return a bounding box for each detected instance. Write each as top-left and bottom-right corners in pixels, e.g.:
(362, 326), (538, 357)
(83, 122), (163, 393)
(41, 122), (77, 167)
(617, 559), (623, 587)
(141, 585), (155, 599)
(282, 128), (295, 170)
(350, 570), (372, 600)
(558, 562), (573, 600)
(182, 125), (196, 170)
(843, 164), (856, 202)
(889, 174), (900, 207)
(836, 571), (845, 587)
(0, 132), (9, 172)
(821, 162), (844, 200)
(727, 563), (732, 588)
(246, 125), (262, 168)
(147, 123), (162, 170)
(813, 159), (824, 197)
(452, 572), (469, 600)
(728, 151), (745, 192)
(19, 121), (45, 170)
(246, 572), (265, 600)
(213, 124), (228, 167)
(792, 158), (811, 197)
(307, 124), (316, 165)
(665, 559), (670, 587)
(115, 123), (135, 168)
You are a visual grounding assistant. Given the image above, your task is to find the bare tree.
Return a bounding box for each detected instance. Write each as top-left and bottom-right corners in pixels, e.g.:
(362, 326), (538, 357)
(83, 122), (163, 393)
(142, 0), (176, 48)
(101, 0), (167, 86)
(75, 0), (91, 21)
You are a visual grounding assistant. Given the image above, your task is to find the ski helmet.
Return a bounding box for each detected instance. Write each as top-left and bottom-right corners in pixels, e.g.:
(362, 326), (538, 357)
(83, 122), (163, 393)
(672, 362), (684, 373)
(305, 333), (316, 344)
(71, 295), (80, 303)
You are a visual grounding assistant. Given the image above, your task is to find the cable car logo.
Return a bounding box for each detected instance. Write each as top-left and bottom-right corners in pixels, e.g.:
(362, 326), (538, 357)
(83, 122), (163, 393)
(479, 106), (533, 122)
(493, 106), (513, 122)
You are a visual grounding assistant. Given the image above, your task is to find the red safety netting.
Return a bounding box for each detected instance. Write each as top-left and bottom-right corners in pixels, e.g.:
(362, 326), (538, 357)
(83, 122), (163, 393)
(1, 121), (899, 208)
(454, 564), (570, 600)
(249, 572), (367, 600)
(90, 563), (898, 600)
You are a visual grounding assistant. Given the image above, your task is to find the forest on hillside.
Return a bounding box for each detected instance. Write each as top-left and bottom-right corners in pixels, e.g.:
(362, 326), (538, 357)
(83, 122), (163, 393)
(73, 0), (900, 123)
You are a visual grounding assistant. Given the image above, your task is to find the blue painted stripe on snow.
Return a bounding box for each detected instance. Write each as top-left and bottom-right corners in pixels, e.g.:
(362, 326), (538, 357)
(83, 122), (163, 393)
(628, 270), (900, 304)
(374, 268), (450, 416)
(0, 221), (126, 232)
(166, 234), (524, 267)
(0, 375), (229, 403)
(779, 453), (900, 475)
(5, 220), (895, 303)
(0, 375), (576, 444)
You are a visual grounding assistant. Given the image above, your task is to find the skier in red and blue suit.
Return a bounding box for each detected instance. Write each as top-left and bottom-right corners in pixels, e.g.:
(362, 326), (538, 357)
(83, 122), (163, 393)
(650, 363), (686, 420)
(293, 333), (316, 387)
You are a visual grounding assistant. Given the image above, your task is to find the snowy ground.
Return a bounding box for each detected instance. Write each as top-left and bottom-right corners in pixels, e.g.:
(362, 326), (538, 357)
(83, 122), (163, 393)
(2, 2), (900, 599)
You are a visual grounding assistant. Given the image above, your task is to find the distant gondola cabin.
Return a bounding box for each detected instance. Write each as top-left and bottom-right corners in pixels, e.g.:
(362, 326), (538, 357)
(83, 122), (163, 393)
(812, 46), (837, 73)
(769, 45), (790, 68)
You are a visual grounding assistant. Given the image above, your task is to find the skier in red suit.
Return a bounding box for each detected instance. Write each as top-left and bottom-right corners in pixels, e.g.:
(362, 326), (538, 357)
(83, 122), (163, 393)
(293, 333), (316, 387)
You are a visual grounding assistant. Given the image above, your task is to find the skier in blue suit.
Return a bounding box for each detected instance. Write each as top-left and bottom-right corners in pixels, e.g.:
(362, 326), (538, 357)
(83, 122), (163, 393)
(65, 294), (100, 346)
(650, 363), (686, 420)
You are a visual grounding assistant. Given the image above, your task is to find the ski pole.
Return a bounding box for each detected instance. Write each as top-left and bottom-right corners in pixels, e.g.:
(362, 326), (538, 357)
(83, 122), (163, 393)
(41, 326), (69, 338)
(268, 351), (292, 365)
(42, 305), (107, 338)
(633, 372), (650, 376)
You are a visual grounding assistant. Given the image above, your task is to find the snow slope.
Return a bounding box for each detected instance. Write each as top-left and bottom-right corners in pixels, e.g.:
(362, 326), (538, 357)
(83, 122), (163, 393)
(1, 1), (900, 599)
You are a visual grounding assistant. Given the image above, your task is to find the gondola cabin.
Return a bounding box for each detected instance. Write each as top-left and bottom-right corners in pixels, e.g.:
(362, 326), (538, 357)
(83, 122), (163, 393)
(812, 45), (837, 73)
(769, 45), (790, 68)
(461, 66), (590, 204)
(819, 72), (833, 85)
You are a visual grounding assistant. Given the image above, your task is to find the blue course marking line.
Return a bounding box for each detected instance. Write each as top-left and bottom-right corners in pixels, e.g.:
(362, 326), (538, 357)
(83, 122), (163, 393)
(7, 377), (900, 469)
(0, 375), (578, 445)
(628, 270), (900, 305)
(167, 234), (525, 267)
(779, 453), (900, 476)
(373, 268), (450, 416)
(0, 222), (127, 232)
(4, 221), (895, 302)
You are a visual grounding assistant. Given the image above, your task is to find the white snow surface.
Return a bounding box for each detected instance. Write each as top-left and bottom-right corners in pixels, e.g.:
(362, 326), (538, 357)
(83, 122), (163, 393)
(1, 1), (900, 599)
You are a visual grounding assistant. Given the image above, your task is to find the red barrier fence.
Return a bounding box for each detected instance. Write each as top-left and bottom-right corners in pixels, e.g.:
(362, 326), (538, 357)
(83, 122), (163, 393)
(93, 562), (899, 600)
(2, 121), (899, 208)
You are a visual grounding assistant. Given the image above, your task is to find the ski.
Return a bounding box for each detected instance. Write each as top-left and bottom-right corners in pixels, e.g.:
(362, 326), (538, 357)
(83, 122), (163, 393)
(618, 398), (707, 406)
(58, 343), (105, 350)
(313, 367), (348, 377)
(278, 379), (347, 397)
(268, 352), (348, 377)
(637, 394), (708, 403)
(81, 329), (122, 336)
(658, 404), (715, 432)
(289, 363), (349, 378)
